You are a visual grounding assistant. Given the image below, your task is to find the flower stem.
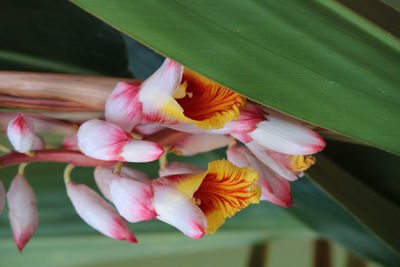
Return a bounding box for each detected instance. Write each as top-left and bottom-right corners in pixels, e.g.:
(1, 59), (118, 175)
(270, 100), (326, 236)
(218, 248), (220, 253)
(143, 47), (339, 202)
(0, 149), (117, 168)
(64, 164), (74, 184)
(18, 163), (28, 175)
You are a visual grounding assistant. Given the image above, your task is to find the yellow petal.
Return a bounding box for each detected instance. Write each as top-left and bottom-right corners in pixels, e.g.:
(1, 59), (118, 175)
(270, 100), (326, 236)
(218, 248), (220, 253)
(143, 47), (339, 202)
(193, 160), (261, 233)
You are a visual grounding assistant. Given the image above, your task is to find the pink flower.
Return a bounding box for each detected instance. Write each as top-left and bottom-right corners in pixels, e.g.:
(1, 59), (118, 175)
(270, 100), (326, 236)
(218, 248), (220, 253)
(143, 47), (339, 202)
(94, 167), (157, 223)
(7, 113), (37, 153)
(94, 166), (150, 202)
(227, 144), (292, 207)
(65, 180), (137, 243)
(77, 119), (164, 162)
(105, 82), (142, 131)
(248, 108), (326, 155)
(7, 174), (39, 252)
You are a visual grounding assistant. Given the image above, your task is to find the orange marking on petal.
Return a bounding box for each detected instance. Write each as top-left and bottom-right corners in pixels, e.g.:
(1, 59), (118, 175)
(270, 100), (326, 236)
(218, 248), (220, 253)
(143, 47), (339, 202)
(175, 69), (245, 129)
(193, 160), (260, 233)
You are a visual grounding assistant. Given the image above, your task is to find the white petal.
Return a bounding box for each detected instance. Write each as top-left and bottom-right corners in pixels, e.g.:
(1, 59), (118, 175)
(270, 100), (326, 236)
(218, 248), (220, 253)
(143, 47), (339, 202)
(110, 175), (156, 223)
(94, 166), (150, 201)
(66, 181), (136, 243)
(249, 114), (325, 155)
(173, 134), (231, 156)
(120, 139), (164, 162)
(152, 183), (207, 239)
(7, 113), (35, 153)
(245, 141), (297, 181)
(139, 58), (183, 116)
(77, 119), (131, 161)
(0, 181), (5, 215)
(159, 162), (204, 177)
(105, 82), (142, 131)
(7, 174), (39, 251)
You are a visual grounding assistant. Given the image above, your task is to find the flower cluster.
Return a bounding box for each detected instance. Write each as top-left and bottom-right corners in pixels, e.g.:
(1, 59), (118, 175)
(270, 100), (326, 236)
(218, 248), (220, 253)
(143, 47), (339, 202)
(0, 58), (325, 251)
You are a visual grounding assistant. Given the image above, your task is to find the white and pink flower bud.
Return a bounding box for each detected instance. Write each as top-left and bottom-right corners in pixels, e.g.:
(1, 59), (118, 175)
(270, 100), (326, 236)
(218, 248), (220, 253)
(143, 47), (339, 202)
(159, 162), (204, 177)
(7, 113), (36, 153)
(7, 174), (39, 252)
(152, 179), (207, 239)
(227, 144), (292, 207)
(66, 181), (136, 243)
(94, 166), (150, 202)
(105, 82), (143, 131)
(77, 119), (164, 162)
(108, 171), (156, 223)
(0, 181), (5, 215)
(248, 112), (326, 155)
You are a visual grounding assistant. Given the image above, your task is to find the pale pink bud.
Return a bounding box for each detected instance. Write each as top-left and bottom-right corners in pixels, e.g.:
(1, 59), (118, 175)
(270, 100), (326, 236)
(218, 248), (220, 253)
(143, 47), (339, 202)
(77, 119), (164, 162)
(227, 145), (292, 207)
(94, 166), (150, 201)
(152, 180), (207, 239)
(159, 162), (204, 177)
(7, 113), (35, 153)
(108, 171), (156, 223)
(7, 174), (39, 252)
(66, 181), (136, 243)
(105, 82), (143, 131)
(248, 113), (325, 155)
(0, 181), (5, 215)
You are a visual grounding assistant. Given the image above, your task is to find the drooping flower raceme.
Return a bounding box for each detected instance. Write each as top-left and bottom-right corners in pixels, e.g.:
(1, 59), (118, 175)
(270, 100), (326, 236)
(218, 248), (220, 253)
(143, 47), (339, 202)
(0, 56), (327, 250)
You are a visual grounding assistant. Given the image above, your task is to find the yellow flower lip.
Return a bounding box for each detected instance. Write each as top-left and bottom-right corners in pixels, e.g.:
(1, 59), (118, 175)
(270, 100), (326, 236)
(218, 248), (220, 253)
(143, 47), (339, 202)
(162, 68), (246, 130)
(171, 160), (261, 234)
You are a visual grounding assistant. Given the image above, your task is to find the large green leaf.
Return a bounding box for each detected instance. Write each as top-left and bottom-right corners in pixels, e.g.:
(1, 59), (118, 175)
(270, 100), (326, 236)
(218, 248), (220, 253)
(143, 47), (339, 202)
(71, 0), (400, 154)
(0, 0), (128, 76)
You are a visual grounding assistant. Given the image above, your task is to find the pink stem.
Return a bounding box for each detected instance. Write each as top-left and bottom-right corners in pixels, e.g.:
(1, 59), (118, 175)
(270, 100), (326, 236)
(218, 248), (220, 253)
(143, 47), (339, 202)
(0, 149), (117, 167)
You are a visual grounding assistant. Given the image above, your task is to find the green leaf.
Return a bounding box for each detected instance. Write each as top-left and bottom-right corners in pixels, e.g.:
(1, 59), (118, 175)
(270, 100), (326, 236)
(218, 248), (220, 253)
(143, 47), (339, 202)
(0, 0), (128, 76)
(289, 155), (400, 266)
(71, 0), (400, 154)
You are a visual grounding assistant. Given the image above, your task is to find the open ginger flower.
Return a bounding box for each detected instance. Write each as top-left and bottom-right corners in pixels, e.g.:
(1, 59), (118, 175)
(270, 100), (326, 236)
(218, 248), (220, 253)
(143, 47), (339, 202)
(105, 58), (245, 131)
(95, 160), (260, 239)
